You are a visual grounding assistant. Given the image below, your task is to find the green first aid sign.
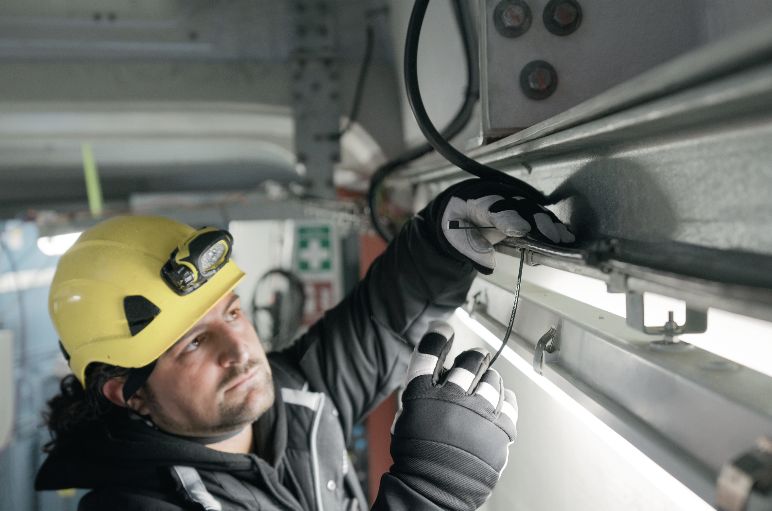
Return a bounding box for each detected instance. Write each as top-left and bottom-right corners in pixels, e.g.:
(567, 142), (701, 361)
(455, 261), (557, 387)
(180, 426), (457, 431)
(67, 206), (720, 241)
(296, 225), (332, 273)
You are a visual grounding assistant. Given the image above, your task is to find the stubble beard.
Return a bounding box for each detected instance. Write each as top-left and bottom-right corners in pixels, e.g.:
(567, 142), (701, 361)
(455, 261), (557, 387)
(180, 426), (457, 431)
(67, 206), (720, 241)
(143, 360), (275, 436)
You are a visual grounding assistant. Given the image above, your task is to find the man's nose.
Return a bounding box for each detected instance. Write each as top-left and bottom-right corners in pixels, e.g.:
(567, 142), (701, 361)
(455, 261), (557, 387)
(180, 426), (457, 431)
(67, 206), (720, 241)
(216, 324), (250, 367)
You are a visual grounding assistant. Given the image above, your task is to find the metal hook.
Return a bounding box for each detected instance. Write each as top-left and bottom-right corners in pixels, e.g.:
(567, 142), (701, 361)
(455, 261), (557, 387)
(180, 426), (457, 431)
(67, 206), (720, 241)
(533, 326), (558, 375)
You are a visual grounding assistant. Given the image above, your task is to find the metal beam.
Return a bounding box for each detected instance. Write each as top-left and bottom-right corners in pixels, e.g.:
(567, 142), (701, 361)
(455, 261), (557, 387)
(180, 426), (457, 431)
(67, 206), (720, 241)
(398, 20), (772, 325)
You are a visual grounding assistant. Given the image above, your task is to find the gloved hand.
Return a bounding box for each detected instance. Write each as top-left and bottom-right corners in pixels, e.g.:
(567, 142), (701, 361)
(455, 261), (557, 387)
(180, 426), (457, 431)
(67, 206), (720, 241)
(372, 321), (518, 511)
(434, 179), (575, 274)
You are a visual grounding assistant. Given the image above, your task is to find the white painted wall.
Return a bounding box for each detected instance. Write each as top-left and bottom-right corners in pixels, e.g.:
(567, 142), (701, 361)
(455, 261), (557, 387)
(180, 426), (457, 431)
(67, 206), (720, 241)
(0, 330), (12, 450)
(229, 220), (292, 329)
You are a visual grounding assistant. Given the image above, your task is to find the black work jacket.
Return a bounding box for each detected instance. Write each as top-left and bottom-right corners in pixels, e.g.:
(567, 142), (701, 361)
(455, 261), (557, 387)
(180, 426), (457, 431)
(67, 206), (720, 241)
(35, 206), (477, 510)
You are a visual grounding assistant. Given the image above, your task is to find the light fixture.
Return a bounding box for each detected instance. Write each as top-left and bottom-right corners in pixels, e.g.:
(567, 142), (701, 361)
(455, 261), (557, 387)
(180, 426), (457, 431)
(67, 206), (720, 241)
(36, 232), (82, 256)
(454, 308), (713, 510)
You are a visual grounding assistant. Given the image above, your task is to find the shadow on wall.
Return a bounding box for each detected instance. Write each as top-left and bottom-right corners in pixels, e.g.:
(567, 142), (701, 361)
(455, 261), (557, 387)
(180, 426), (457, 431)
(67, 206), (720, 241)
(549, 158), (677, 243)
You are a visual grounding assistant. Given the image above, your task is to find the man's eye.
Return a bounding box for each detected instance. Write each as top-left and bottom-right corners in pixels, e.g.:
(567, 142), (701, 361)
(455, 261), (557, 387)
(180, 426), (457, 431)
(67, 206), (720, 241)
(182, 337), (202, 353)
(228, 308), (241, 320)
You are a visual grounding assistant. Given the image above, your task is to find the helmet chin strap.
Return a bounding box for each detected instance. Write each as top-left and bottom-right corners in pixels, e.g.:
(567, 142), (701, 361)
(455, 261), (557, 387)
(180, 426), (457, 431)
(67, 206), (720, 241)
(127, 410), (246, 445)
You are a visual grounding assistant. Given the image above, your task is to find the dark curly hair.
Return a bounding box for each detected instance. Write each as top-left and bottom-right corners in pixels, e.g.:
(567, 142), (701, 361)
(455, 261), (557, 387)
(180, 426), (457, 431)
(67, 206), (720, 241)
(42, 363), (131, 452)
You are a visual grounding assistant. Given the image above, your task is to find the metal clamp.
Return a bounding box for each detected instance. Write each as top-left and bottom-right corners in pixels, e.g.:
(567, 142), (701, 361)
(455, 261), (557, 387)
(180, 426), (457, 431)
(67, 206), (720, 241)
(716, 436), (772, 511)
(625, 291), (707, 342)
(533, 326), (558, 375)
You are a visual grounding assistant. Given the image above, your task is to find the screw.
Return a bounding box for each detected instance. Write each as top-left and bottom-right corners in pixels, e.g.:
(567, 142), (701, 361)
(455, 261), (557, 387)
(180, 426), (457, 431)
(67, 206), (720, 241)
(493, 0), (532, 38)
(520, 60), (558, 100)
(543, 0), (582, 36)
(662, 310), (680, 343)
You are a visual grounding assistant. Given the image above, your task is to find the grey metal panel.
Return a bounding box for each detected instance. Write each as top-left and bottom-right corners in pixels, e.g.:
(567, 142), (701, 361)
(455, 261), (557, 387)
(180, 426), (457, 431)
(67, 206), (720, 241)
(466, 257), (772, 505)
(0, 0), (294, 60)
(128, 191), (368, 229)
(480, 0), (772, 136)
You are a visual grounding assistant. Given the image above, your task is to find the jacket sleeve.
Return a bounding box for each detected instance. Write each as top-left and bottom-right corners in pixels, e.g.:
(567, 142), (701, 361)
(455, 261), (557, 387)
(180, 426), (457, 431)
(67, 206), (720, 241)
(78, 489), (187, 511)
(278, 201), (476, 442)
(370, 474), (447, 511)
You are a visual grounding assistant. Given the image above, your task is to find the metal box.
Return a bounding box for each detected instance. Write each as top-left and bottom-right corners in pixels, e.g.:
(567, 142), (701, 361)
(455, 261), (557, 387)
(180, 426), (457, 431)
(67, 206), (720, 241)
(479, 0), (772, 137)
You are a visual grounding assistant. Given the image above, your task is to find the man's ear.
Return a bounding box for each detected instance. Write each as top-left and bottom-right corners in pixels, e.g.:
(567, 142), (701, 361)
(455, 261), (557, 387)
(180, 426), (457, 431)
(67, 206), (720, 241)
(102, 378), (150, 414)
(101, 377), (128, 408)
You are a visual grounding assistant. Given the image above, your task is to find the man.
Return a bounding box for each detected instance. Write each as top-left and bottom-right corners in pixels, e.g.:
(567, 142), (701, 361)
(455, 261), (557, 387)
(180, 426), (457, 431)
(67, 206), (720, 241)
(35, 180), (573, 510)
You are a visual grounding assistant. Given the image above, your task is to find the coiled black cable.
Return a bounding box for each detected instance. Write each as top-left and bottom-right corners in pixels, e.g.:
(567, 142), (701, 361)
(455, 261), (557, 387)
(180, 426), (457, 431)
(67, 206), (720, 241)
(404, 0), (547, 201)
(368, 0), (478, 241)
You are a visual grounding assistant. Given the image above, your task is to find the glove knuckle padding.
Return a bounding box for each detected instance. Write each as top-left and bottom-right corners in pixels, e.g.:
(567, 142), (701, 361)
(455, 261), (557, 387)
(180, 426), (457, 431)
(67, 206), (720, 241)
(467, 195), (503, 227)
(533, 212), (561, 243)
(445, 348), (489, 392)
(436, 179), (574, 277)
(488, 209), (530, 237)
(498, 388), (519, 434)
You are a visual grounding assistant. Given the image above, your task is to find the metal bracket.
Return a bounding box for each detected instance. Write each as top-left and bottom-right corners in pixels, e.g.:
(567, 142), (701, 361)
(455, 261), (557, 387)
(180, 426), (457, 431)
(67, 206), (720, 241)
(290, 0), (341, 199)
(625, 291), (708, 341)
(716, 436), (772, 511)
(469, 289), (489, 316)
(533, 326), (559, 375)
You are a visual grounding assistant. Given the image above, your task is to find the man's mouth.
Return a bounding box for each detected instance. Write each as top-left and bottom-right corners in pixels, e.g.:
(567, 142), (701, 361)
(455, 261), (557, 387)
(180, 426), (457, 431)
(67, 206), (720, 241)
(223, 366), (261, 393)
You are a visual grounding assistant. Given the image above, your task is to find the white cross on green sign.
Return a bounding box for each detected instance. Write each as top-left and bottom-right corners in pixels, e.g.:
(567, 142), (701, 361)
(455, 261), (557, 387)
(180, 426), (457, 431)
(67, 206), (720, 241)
(296, 225), (332, 273)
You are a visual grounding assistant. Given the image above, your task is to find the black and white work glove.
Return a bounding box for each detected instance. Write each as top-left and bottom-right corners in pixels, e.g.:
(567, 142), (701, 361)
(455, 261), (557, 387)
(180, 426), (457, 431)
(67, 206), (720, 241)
(433, 179), (574, 274)
(372, 321), (518, 511)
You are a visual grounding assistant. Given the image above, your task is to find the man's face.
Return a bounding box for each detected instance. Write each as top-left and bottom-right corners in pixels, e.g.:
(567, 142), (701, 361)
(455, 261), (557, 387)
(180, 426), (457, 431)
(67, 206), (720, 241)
(133, 292), (274, 437)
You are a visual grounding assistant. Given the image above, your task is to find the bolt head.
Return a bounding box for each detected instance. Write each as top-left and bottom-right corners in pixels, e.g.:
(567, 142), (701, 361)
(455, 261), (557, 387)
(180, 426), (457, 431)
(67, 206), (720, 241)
(519, 60), (558, 100)
(493, 0), (532, 38)
(502, 4), (527, 28)
(543, 0), (582, 36)
(527, 67), (553, 91)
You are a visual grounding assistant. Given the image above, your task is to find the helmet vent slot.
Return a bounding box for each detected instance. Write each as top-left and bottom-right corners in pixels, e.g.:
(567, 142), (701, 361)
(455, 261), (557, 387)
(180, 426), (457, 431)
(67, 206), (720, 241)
(123, 295), (161, 336)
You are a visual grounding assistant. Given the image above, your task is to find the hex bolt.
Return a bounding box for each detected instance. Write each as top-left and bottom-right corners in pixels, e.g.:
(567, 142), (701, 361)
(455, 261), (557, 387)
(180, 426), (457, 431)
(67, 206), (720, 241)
(493, 0), (532, 38)
(519, 60), (558, 100)
(543, 0), (582, 36)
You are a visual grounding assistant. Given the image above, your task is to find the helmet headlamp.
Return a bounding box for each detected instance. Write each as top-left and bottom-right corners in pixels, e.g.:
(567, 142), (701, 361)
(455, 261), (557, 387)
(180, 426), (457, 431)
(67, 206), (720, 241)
(161, 227), (234, 296)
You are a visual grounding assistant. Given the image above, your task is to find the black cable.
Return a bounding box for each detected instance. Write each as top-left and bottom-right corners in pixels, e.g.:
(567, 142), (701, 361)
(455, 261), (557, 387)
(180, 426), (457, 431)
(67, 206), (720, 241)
(339, 25), (375, 138)
(490, 248), (525, 366)
(251, 269), (306, 352)
(404, 0), (547, 203)
(368, 0), (479, 241)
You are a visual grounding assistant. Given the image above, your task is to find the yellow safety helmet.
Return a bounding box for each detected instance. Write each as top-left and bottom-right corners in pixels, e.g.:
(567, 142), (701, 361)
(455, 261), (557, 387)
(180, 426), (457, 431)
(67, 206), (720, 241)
(49, 216), (245, 389)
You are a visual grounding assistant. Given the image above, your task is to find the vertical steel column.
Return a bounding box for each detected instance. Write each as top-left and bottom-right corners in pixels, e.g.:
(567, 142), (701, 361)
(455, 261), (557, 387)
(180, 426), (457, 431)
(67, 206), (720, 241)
(290, 0), (342, 199)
